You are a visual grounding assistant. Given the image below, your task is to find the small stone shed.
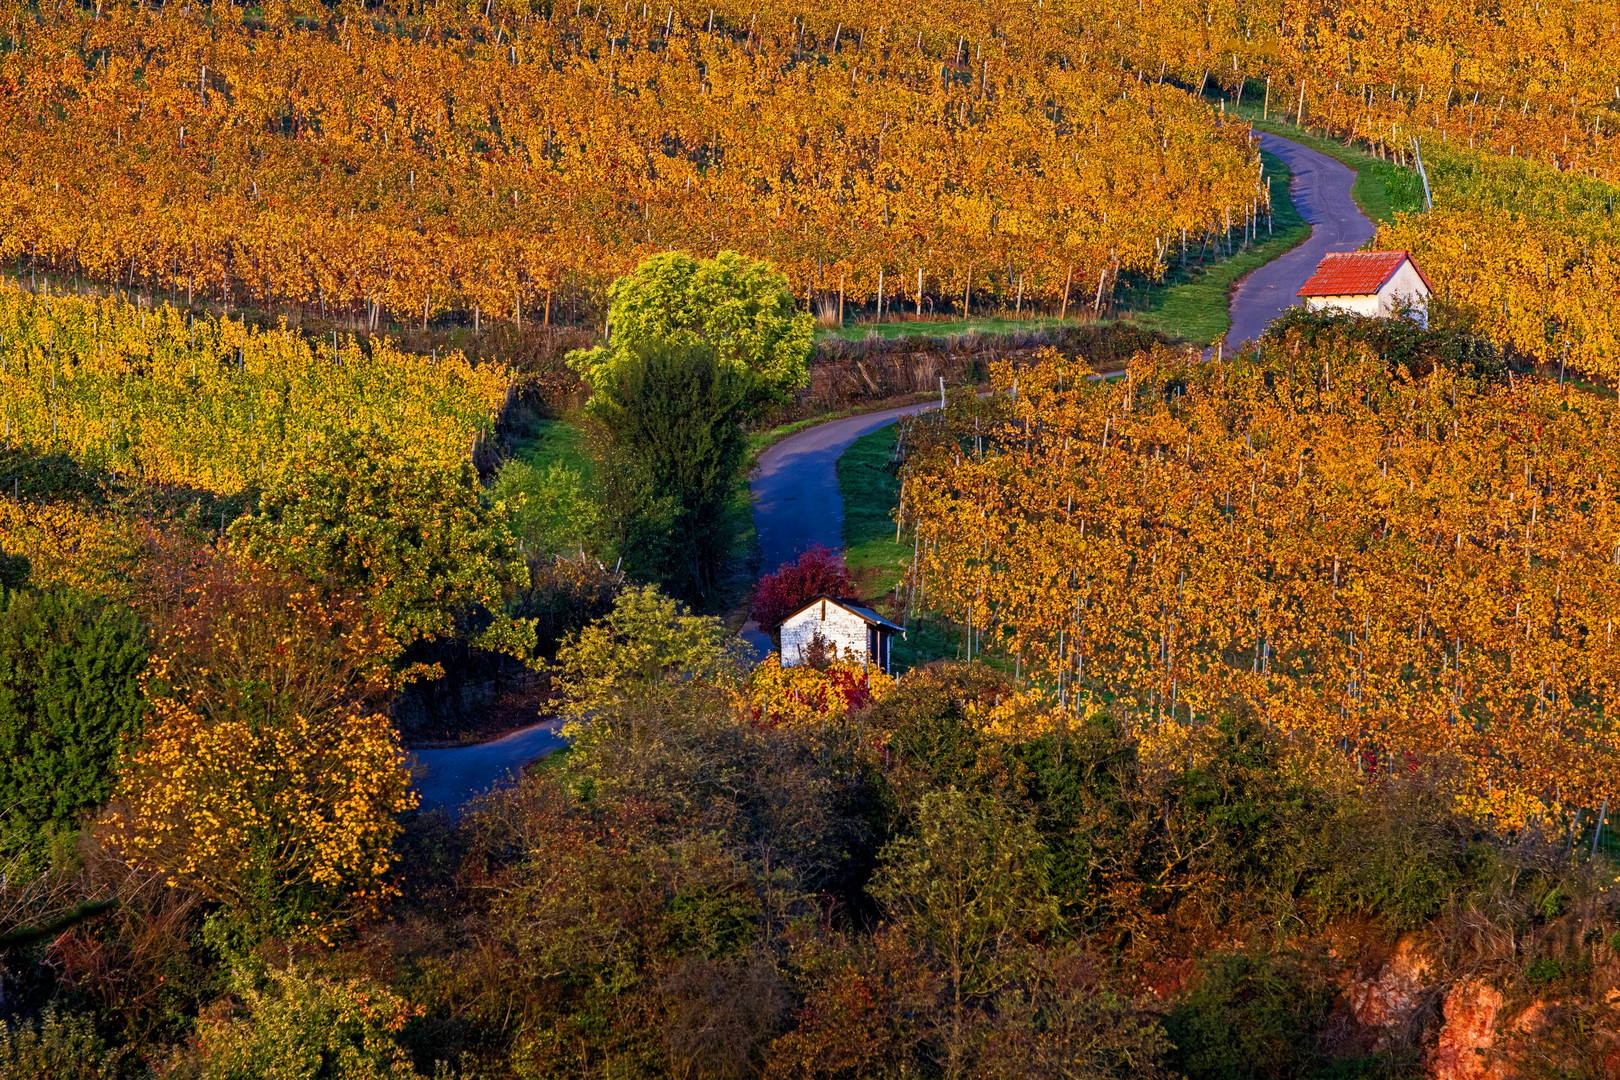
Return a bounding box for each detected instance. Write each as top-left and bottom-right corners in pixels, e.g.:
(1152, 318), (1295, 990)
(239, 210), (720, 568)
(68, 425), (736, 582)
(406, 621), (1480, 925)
(1297, 250), (1433, 326)
(777, 595), (902, 673)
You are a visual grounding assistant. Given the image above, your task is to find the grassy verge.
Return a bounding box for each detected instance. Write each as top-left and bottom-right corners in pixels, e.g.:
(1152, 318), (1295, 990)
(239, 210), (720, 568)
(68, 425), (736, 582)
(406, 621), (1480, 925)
(837, 423), (910, 599)
(837, 421), (969, 671)
(511, 416), (592, 476)
(811, 147), (1315, 348)
(1117, 149), (1307, 345)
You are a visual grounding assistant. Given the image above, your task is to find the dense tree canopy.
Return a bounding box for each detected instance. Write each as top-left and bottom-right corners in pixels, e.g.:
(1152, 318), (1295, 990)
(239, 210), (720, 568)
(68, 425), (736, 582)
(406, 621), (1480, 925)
(588, 342), (753, 601)
(106, 555), (415, 940)
(230, 429), (535, 666)
(0, 590), (148, 868)
(572, 251), (814, 416)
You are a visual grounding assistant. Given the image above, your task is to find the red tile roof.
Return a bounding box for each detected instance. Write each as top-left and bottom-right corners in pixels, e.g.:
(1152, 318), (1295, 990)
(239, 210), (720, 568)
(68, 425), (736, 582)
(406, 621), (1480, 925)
(1296, 250), (1431, 298)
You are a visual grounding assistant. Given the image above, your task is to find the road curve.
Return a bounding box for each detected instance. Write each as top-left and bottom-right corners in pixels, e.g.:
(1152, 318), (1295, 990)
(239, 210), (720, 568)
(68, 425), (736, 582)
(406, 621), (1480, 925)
(752, 402), (938, 576)
(1226, 132), (1378, 348)
(419, 132), (1374, 808)
(412, 719), (566, 814)
(750, 135), (1376, 575)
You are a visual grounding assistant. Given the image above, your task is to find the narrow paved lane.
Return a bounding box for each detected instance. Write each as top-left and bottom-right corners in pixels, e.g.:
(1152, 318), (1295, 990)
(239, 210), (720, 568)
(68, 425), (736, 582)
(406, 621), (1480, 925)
(412, 720), (566, 814)
(1227, 132), (1377, 347)
(423, 132), (1375, 809)
(749, 134), (1375, 582)
(752, 402), (937, 575)
(742, 401), (937, 655)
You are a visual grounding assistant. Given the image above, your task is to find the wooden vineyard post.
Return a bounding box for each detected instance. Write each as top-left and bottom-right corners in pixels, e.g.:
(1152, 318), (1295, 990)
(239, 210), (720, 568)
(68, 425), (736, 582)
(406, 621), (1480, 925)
(877, 269), (884, 322)
(962, 265), (972, 316)
(838, 274), (845, 326)
(545, 290), (552, 327)
(1264, 76), (1271, 121)
(1059, 266), (1072, 320)
(916, 267), (923, 317)
(1015, 273), (1023, 316)
(1296, 80), (1307, 125)
(1094, 268), (1107, 314)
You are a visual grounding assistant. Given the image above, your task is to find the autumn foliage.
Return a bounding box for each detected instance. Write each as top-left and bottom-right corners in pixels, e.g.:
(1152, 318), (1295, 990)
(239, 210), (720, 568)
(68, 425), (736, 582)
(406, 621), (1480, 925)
(741, 652), (895, 727)
(105, 551), (415, 938)
(0, 285), (510, 494)
(900, 344), (1620, 827)
(0, 0), (1260, 322)
(1375, 149), (1620, 382)
(1067, 0), (1620, 382)
(1080, 0), (1620, 175)
(750, 544), (854, 630)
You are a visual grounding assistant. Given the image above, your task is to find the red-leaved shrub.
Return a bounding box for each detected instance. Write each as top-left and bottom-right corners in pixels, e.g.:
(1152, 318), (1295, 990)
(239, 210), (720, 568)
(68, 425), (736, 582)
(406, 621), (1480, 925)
(750, 545), (853, 629)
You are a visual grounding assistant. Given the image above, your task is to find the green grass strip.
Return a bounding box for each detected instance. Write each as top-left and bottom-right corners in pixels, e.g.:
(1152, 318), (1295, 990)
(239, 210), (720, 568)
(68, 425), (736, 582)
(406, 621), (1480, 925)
(1118, 149), (1307, 346)
(1225, 104), (1426, 225)
(837, 421), (961, 670)
(813, 144), (1316, 348)
(818, 314), (1077, 344)
(837, 423), (910, 598)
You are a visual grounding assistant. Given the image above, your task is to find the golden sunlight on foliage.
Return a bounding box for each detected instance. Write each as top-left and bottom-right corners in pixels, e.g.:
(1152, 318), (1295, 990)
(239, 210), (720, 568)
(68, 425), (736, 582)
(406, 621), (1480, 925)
(740, 652), (896, 728)
(0, 0), (1259, 319)
(550, 584), (746, 722)
(1090, 0), (1620, 176)
(0, 284), (510, 493)
(106, 554), (415, 939)
(0, 497), (137, 594)
(1376, 156), (1620, 382)
(901, 345), (1620, 827)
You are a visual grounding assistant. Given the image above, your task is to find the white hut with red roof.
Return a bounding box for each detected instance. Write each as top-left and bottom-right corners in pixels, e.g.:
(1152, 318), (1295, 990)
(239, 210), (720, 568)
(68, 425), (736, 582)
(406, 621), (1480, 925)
(1297, 250), (1432, 327)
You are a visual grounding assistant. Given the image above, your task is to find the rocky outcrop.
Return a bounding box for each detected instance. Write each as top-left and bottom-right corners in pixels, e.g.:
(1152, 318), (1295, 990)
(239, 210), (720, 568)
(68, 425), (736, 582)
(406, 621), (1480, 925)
(1344, 934), (1437, 1042)
(1331, 933), (1619, 1079)
(1430, 979), (1505, 1080)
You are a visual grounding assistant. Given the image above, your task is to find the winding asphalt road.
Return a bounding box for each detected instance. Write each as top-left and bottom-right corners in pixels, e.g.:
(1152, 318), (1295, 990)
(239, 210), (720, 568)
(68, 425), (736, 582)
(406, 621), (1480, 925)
(1226, 132), (1377, 347)
(412, 720), (566, 814)
(741, 401), (939, 654)
(415, 131), (1367, 808)
(753, 403), (941, 574)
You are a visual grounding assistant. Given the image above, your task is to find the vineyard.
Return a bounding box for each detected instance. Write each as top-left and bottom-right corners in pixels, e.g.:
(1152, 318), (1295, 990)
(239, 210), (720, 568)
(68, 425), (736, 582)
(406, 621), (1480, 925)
(1377, 146), (1620, 382)
(0, 0), (1263, 325)
(0, 285), (510, 493)
(1095, 0), (1620, 178)
(898, 343), (1620, 828)
(1070, 0), (1620, 380)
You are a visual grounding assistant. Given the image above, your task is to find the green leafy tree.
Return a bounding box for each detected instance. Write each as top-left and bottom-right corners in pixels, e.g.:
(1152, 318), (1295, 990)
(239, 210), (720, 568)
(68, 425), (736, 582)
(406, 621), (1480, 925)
(551, 584), (743, 720)
(571, 250), (813, 415)
(196, 966), (425, 1079)
(871, 788), (1058, 1080)
(0, 589), (148, 867)
(229, 429), (535, 665)
(589, 342), (752, 601)
(491, 458), (597, 558)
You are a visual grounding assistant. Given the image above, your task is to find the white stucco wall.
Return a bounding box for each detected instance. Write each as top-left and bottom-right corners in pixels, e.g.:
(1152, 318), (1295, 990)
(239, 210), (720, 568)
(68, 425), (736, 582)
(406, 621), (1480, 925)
(1377, 261), (1430, 326)
(1305, 293), (1382, 317)
(1303, 259), (1430, 326)
(781, 600), (872, 666)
